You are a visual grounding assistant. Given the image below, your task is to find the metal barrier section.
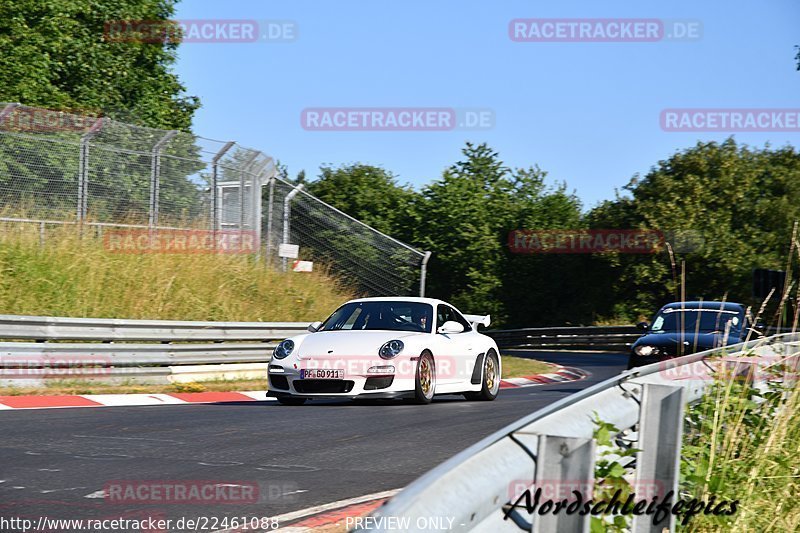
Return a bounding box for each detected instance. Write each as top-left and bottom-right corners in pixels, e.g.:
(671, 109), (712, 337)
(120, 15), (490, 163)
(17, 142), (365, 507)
(358, 333), (800, 532)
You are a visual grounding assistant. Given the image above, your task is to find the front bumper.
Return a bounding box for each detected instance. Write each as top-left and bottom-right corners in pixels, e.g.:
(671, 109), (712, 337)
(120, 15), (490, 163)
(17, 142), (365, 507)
(267, 358), (417, 399)
(268, 389), (416, 401)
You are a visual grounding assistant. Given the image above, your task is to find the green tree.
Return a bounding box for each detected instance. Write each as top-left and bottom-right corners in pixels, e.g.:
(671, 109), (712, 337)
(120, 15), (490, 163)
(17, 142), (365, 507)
(0, 0), (199, 130)
(295, 164), (422, 295)
(415, 143), (583, 323)
(587, 138), (800, 321)
(306, 164), (419, 239)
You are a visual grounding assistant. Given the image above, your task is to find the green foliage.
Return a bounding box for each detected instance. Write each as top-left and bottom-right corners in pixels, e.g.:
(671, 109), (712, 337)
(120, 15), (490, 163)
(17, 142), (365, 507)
(679, 365), (799, 531)
(588, 138), (800, 321)
(0, 0), (199, 130)
(591, 414), (640, 532)
(306, 164), (419, 239)
(289, 139), (800, 326)
(414, 143), (583, 322)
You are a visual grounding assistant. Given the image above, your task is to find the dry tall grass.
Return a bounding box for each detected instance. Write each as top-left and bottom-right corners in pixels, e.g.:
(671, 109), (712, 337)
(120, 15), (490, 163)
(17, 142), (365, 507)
(0, 223), (355, 321)
(680, 361), (800, 532)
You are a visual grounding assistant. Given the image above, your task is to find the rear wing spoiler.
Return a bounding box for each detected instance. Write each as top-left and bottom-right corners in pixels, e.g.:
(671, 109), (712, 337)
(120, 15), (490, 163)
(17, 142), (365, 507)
(463, 314), (491, 328)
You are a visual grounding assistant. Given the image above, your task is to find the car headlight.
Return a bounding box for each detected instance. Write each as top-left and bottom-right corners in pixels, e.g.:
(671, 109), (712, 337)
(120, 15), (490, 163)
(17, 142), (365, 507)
(379, 340), (404, 359)
(274, 339), (295, 359)
(634, 345), (658, 357)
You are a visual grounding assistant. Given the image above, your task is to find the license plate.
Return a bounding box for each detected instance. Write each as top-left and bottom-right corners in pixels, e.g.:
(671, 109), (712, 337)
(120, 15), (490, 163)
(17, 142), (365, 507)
(301, 369), (344, 379)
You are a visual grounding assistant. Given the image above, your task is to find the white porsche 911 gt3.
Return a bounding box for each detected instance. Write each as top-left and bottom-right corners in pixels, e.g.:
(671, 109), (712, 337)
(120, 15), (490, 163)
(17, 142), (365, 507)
(267, 297), (501, 405)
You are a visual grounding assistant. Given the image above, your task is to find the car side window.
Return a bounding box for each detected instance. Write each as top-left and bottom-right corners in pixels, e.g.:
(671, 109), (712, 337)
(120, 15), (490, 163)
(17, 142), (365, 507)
(436, 304), (471, 333)
(436, 304), (453, 330)
(450, 307), (473, 332)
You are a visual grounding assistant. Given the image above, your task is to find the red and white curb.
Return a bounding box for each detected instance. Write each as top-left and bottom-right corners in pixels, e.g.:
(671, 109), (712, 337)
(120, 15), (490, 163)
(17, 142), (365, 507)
(499, 365), (587, 389)
(0, 390), (269, 410)
(0, 366), (586, 410)
(262, 489), (400, 532)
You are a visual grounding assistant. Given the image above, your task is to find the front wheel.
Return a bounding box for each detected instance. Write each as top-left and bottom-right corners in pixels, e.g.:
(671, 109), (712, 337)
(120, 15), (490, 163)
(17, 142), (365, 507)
(412, 351), (436, 404)
(465, 350), (500, 401)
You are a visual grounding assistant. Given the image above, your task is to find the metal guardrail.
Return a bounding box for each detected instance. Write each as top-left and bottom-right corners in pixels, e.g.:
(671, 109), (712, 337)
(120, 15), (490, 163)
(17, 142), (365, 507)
(485, 325), (641, 351)
(0, 314), (310, 367)
(359, 333), (800, 532)
(486, 325), (794, 351)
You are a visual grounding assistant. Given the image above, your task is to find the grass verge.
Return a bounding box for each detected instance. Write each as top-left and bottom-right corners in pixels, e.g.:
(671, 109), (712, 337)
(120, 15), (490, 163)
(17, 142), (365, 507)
(0, 224), (354, 321)
(678, 362), (799, 532)
(501, 354), (555, 379)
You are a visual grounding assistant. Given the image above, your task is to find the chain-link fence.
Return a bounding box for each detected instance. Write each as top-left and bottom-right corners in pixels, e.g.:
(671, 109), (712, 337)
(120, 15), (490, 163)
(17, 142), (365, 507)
(266, 178), (429, 296)
(0, 103), (428, 296)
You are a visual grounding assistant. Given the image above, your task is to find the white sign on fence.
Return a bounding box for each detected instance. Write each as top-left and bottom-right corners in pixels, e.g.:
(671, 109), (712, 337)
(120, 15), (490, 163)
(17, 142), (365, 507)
(292, 260), (313, 272)
(278, 243), (299, 258)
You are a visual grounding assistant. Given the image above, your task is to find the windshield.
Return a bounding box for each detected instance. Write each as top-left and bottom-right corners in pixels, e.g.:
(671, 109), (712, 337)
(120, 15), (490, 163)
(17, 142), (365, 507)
(650, 308), (743, 334)
(320, 301), (434, 333)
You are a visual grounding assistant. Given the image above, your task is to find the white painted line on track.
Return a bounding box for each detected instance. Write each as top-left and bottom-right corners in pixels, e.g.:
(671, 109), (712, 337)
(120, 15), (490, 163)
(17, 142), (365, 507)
(88, 393), (186, 406)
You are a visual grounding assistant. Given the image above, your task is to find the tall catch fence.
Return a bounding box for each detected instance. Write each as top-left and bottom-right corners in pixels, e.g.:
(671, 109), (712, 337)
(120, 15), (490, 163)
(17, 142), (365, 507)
(0, 103), (428, 296)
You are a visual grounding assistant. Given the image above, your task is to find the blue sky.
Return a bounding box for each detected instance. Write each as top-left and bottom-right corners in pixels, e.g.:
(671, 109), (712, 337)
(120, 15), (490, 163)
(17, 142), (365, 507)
(172, 0), (800, 210)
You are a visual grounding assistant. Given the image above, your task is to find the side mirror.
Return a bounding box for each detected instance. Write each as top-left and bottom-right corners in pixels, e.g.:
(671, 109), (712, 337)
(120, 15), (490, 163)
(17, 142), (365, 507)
(755, 320), (766, 330)
(307, 321), (322, 333)
(636, 321), (649, 332)
(437, 321), (465, 334)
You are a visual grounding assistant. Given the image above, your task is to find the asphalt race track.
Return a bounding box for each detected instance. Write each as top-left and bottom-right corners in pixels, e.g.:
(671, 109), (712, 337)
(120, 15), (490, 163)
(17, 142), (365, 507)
(0, 351), (628, 528)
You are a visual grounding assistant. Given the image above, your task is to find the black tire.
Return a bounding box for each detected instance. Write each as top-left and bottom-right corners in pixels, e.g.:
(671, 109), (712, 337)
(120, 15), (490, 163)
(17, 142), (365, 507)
(276, 396), (307, 406)
(464, 350), (500, 401)
(412, 351), (436, 404)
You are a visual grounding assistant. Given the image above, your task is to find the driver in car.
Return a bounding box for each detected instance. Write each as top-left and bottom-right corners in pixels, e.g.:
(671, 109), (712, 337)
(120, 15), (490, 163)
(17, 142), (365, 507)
(411, 307), (429, 332)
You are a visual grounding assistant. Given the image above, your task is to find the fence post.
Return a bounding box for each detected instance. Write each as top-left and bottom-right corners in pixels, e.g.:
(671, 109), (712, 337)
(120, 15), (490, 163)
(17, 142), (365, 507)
(265, 174), (276, 267)
(282, 183), (305, 271)
(210, 141), (235, 249)
(239, 152), (261, 236)
(253, 159), (275, 261)
(632, 383), (686, 533)
(77, 118), (105, 223)
(419, 251), (432, 297)
(148, 130), (177, 228)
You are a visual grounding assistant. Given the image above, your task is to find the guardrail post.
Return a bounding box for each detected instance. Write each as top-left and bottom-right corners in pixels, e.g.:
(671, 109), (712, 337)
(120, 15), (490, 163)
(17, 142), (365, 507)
(532, 435), (595, 533)
(632, 383), (686, 533)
